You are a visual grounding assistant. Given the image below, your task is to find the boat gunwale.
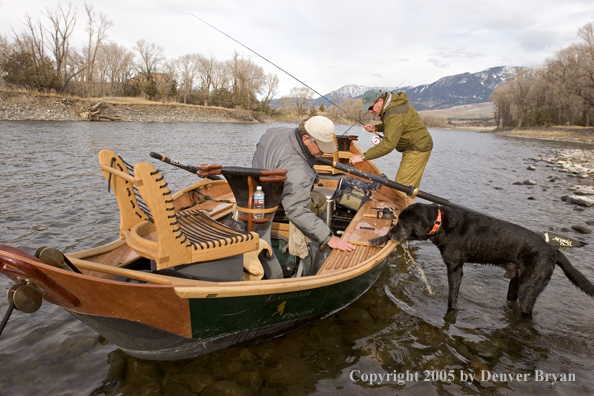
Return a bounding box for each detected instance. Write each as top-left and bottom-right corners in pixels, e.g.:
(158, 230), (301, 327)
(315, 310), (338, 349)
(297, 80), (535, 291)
(0, 239), (398, 300)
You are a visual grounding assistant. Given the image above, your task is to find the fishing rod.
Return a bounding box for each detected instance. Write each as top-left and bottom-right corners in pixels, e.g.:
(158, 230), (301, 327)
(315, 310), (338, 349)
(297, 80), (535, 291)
(190, 14), (377, 135)
(316, 158), (587, 248)
(316, 157), (473, 212)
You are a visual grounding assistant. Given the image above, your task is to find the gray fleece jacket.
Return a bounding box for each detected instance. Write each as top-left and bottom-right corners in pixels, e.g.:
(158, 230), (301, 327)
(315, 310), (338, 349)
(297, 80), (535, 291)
(252, 127), (331, 244)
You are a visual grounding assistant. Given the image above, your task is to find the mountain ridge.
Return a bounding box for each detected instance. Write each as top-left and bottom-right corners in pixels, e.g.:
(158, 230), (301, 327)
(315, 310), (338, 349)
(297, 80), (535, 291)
(275, 66), (520, 111)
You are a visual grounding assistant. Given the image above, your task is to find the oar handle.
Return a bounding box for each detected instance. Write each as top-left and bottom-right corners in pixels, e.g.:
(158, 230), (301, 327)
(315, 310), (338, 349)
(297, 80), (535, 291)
(150, 152), (223, 178)
(150, 152), (200, 174)
(316, 157), (473, 212)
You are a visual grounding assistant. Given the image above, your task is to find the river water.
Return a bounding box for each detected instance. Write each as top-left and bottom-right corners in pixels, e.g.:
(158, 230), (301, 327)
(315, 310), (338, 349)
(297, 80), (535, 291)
(0, 121), (593, 395)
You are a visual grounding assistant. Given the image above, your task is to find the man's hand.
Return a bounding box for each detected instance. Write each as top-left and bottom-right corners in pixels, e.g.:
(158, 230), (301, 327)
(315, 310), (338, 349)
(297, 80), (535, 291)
(349, 155), (364, 166)
(364, 124), (376, 133)
(327, 236), (356, 251)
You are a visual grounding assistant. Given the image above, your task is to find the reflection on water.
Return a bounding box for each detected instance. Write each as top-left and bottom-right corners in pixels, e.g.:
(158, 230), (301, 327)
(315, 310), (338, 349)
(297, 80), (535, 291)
(0, 122), (593, 395)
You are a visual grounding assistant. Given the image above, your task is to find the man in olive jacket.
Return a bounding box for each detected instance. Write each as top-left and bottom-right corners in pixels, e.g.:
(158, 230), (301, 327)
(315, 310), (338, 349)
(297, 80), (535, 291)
(349, 90), (433, 206)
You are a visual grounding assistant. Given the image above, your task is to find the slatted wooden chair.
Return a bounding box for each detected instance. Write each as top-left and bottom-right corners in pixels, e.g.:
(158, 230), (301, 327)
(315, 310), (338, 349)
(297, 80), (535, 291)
(126, 162), (260, 270)
(316, 135), (355, 175)
(98, 149), (151, 239)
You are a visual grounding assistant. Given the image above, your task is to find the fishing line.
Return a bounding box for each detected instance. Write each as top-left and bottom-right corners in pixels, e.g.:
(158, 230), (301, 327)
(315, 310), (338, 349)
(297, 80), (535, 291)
(190, 14), (370, 129)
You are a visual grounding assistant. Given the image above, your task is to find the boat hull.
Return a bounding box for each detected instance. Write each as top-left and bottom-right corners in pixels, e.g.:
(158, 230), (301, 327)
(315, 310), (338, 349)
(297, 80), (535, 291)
(67, 260), (386, 360)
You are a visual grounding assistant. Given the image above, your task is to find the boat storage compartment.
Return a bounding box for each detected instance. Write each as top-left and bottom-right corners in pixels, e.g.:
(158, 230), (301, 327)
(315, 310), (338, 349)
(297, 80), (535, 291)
(151, 256), (243, 282)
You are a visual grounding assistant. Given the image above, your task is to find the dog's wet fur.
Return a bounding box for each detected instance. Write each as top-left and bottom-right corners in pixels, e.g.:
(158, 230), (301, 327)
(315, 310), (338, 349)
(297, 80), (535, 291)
(370, 203), (594, 316)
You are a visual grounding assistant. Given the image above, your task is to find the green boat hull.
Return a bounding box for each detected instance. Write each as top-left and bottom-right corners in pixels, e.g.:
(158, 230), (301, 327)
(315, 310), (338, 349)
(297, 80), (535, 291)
(69, 260), (386, 360)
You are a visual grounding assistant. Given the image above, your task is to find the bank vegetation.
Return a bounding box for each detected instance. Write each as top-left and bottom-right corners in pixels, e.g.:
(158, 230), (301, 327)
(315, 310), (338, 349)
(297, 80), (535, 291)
(490, 22), (594, 130)
(0, 2), (371, 125)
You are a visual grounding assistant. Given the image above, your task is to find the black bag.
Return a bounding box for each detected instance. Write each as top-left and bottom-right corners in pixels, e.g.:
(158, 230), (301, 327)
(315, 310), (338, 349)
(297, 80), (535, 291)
(334, 175), (387, 211)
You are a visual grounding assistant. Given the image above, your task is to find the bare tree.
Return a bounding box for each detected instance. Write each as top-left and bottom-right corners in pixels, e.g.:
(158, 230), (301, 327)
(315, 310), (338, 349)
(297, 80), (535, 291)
(44, 3), (83, 92)
(261, 73), (279, 113)
(12, 13), (46, 66)
(506, 68), (536, 128)
(489, 83), (514, 128)
(341, 97), (363, 121)
(82, 2), (112, 97)
(197, 54), (217, 106)
(226, 52), (265, 109)
(289, 86), (313, 117)
(546, 23), (594, 126)
(101, 42), (135, 96)
(133, 39), (164, 83)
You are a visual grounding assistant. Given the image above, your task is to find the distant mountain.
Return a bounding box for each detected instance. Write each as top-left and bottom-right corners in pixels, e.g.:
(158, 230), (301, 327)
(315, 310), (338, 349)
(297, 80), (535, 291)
(402, 66), (520, 110)
(274, 66), (520, 111)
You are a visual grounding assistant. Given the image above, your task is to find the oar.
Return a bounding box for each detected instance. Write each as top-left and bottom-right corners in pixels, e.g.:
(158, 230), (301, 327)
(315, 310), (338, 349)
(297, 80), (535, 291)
(150, 152), (222, 179)
(317, 157), (586, 248)
(316, 157), (474, 212)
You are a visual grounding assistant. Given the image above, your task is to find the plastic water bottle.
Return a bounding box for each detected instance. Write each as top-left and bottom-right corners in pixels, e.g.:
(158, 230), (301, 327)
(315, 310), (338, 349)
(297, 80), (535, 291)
(253, 186), (265, 219)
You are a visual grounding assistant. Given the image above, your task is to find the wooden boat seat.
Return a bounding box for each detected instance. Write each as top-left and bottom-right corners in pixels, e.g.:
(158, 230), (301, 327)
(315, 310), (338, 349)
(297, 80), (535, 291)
(99, 150), (260, 271)
(98, 149), (151, 238)
(315, 135), (354, 175)
(128, 162), (260, 270)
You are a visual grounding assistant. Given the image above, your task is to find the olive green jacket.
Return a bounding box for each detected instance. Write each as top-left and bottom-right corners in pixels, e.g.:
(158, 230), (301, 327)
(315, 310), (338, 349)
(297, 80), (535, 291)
(364, 92), (433, 160)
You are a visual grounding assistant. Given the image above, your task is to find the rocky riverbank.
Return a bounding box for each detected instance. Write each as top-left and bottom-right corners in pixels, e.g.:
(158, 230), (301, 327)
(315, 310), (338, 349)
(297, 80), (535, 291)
(526, 149), (594, 234)
(0, 90), (269, 123)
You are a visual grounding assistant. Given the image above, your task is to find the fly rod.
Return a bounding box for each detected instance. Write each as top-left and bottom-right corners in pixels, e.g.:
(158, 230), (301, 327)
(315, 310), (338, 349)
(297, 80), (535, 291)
(190, 14), (376, 135)
(317, 158), (586, 248)
(317, 157), (475, 212)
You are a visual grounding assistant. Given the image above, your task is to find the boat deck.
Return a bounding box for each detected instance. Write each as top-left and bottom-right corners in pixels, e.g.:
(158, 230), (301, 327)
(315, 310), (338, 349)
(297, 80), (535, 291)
(318, 190), (398, 274)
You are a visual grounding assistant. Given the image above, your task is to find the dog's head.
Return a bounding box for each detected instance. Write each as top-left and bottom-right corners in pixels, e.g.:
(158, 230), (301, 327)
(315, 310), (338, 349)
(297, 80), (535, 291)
(386, 203), (441, 242)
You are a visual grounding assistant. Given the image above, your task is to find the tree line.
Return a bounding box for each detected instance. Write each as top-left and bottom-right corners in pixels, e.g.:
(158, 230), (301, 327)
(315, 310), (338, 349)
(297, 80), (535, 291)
(490, 22), (594, 128)
(0, 3), (285, 112)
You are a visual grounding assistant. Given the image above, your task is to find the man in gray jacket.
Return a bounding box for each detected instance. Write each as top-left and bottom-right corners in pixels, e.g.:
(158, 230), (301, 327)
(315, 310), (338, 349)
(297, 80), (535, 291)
(253, 116), (355, 275)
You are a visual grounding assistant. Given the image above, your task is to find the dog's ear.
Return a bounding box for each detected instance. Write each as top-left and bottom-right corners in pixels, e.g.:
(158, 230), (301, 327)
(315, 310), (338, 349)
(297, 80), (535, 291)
(409, 203), (437, 239)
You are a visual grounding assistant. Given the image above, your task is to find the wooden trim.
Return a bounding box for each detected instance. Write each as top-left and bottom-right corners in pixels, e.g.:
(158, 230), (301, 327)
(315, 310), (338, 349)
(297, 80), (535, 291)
(99, 163), (136, 184)
(173, 240), (398, 298)
(69, 238), (127, 259)
(236, 206), (278, 214)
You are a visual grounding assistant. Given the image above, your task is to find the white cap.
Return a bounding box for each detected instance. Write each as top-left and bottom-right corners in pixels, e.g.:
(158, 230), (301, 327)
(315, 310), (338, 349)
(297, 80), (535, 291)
(304, 116), (337, 153)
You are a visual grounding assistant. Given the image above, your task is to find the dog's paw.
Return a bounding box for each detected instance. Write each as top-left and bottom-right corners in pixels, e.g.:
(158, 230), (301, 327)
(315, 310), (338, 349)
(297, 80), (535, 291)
(369, 235), (389, 246)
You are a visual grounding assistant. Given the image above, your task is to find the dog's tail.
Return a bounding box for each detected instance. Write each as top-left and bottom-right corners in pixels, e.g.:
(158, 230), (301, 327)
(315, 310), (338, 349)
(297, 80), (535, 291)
(369, 235), (390, 247)
(556, 250), (594, 297)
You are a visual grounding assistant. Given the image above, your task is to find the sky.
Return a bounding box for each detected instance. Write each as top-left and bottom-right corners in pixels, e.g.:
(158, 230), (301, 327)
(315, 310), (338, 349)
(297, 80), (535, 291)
(1, 0), (593, 98)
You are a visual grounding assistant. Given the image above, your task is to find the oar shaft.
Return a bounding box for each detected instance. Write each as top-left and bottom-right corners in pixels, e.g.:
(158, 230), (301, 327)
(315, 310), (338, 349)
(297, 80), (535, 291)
(150, 152), (200, 174)
(317, 158), (472, 212)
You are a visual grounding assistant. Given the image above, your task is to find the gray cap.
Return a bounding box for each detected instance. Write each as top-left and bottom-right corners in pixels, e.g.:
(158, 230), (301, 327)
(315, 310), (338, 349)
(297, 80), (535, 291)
(360, 89), (382, 111)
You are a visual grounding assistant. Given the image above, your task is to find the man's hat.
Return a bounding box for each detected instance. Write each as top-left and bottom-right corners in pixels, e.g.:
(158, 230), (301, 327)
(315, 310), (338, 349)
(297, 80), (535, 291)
(304, 116), (336, 153)
(360, 89), (382, 111)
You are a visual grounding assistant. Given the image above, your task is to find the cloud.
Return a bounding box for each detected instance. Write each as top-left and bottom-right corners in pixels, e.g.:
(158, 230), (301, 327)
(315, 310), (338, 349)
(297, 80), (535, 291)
(427, 59), (450, 68)
(430, 46), (486, 59)
(516, 30), (560, 52)
(370, 72), (383, 78)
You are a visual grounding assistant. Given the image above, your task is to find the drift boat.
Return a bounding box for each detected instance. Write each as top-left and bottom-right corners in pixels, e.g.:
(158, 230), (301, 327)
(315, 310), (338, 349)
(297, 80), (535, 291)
(0, 136), (404, 360)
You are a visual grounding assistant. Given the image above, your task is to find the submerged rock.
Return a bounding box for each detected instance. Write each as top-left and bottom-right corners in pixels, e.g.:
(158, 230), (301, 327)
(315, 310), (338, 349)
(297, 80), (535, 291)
(572, 225), (592, 234)
(562, 195), (594, 207)
(571, 185), (594, 196)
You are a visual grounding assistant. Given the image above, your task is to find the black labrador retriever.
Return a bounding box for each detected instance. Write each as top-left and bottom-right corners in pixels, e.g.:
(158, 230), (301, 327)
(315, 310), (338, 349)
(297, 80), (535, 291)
(370, 203), (594, 316)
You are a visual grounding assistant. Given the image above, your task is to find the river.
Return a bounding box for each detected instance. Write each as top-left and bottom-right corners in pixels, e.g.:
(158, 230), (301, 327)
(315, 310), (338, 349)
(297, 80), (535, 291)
(0, 121), (593, 395)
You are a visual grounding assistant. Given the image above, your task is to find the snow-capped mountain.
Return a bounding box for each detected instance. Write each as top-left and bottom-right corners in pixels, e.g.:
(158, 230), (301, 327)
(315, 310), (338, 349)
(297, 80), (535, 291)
(309, 66), (520, 110)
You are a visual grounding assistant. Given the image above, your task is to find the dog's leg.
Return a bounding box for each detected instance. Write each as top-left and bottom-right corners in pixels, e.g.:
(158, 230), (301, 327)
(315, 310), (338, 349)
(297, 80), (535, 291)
(517, 260), (554, 316)
(507, 277), (519, 301)
(445, 260), (464, 310)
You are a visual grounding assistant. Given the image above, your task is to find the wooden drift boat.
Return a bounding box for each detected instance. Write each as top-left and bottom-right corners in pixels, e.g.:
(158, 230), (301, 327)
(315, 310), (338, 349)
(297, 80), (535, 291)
(0, 136), (405, 361)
